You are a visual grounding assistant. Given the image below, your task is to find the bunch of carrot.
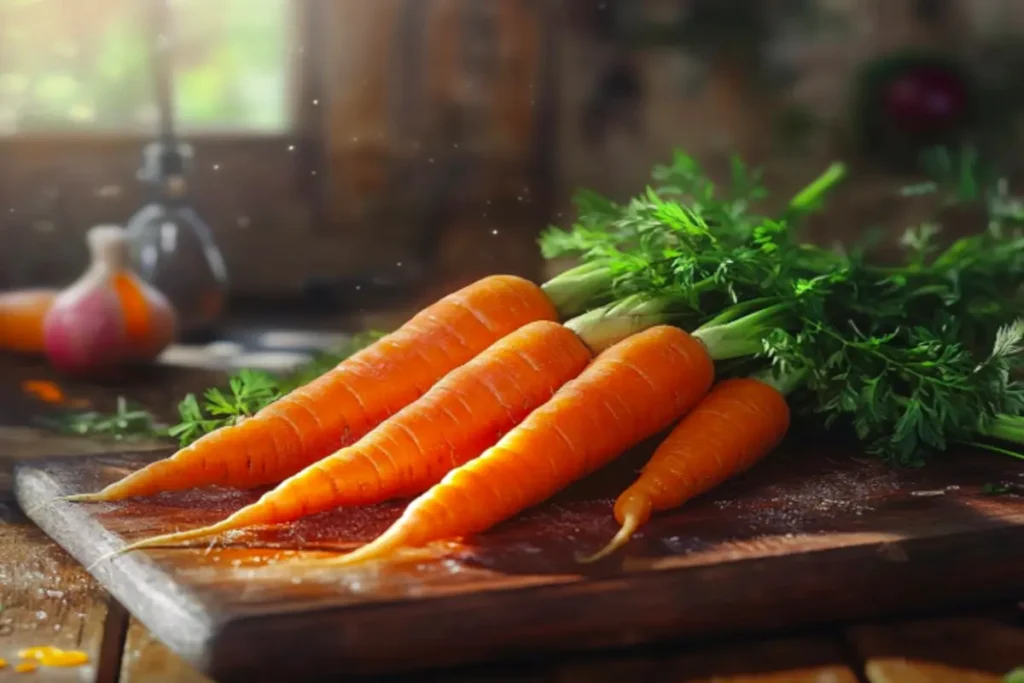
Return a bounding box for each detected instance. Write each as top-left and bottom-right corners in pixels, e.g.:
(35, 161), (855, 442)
(69, 148), (1024, 566)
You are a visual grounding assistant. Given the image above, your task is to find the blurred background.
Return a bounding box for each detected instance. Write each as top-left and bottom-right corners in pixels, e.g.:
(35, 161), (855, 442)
(2, 0), (1023, 317)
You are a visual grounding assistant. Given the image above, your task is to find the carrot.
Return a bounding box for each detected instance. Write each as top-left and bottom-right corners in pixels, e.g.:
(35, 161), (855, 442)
(328, 324), (715, 566)
(66, 275), (558, 502)
(581, 375), (792, 563)
(0, 288), (58, 354)
(112, 321), (593, 550)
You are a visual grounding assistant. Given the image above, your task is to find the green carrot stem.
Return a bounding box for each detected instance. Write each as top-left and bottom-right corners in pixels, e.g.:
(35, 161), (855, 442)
(751, 366), (806, 396)
(959, 440), (1024, 461)
(787, 162), (847, 217)
(977, 414), (1024, 446)
(692, 302), (793, 361)
(700, 296), (784, 327)
(565, 293), (676, 353)
(566, 292), (793, 361)
(541, 261), (616, 319)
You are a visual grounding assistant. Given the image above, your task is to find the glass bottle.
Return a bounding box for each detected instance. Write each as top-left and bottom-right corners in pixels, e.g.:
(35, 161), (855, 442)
(125, 141), (229, 341)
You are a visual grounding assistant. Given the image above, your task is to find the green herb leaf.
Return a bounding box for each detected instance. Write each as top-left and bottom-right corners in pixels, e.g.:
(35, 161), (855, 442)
(46, 396), (168, 442)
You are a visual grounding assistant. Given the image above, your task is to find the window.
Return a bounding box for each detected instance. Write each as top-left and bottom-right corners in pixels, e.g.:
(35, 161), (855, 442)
(0, 0), (293, 134)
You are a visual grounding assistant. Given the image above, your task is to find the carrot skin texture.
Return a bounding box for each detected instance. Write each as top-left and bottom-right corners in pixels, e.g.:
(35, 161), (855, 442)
(333, 325), (715, 566)
(117, 321), (594, 548)
(586, 377), (790, 562)
(71, 275), (559, 502)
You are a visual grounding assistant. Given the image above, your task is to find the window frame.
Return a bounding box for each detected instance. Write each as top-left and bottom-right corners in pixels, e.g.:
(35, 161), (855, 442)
(0, 0), (317, 142)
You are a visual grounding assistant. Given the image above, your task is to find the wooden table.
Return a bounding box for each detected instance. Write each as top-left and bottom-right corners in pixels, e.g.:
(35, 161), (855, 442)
(2, 339), (1024, 683)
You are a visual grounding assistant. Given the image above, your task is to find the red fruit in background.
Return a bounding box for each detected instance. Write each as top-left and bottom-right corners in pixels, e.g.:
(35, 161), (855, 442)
(883, 65), (968, 135)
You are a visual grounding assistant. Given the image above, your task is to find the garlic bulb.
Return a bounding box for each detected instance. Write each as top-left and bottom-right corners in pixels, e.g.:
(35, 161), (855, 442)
(43, 225), (178, 375)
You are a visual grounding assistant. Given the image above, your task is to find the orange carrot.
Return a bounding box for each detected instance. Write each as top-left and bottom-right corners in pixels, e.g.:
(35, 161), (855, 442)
(67, 275), (558, 502)
(582, 376), (791, 562)
(0, 288), (57, 354)
(329, 325), (715, 566)
(113, 321), (593, 550)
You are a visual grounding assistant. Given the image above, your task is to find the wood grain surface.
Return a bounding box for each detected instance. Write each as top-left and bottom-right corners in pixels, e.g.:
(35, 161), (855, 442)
(14, 440), (1024, 682)
(0, 485), (121, 682)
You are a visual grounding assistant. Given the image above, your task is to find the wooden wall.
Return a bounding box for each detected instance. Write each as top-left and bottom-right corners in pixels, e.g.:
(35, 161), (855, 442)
(320, 0), (552, 292)
(3, 0), (1024, 297)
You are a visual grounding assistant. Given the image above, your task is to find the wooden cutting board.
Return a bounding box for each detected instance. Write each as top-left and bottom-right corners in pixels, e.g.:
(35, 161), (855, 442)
(13, 442), (1024, 682)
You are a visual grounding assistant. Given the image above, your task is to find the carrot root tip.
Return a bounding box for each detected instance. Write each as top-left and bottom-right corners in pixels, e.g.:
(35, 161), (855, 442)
(116, 519), (240, 554)
(85, 546), (132, 572)
(84, 525), (230, 572)
(323, 529), (412, 568)
(60, 492), (110, 504)
(576, 514), (642, 564)
(20, 497), (74, 518)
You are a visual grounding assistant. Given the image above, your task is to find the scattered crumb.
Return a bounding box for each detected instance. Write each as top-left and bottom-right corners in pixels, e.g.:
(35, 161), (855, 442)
(712, 464), (899, 533)
(20, 379), (66, 405)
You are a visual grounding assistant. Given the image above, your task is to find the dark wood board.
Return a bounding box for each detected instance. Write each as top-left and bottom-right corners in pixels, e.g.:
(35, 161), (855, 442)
(13, 443), (1024, 682)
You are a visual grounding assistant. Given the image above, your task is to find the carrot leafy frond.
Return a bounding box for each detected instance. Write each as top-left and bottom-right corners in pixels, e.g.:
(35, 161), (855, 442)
(763, 316), (1024, 465)
(550, 145), (1024, 466)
